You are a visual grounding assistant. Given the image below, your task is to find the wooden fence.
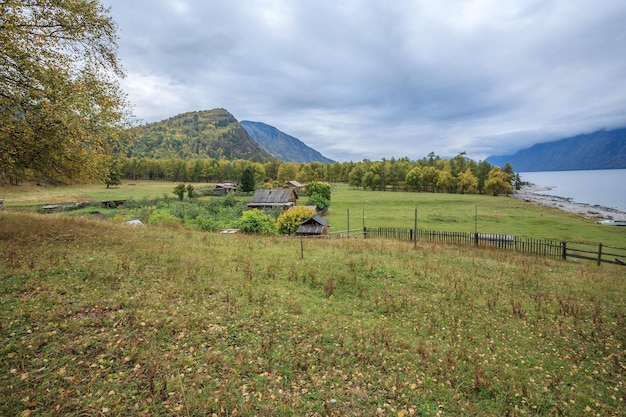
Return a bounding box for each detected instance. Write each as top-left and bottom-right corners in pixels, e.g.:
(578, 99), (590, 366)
(364, 227), (626, 266)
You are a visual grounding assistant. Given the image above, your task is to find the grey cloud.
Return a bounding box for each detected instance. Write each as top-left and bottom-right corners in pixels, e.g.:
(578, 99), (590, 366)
(103, 0), (626, 162)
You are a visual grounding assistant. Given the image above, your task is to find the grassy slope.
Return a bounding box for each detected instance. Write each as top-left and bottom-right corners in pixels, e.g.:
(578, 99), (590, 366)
(1, 212), (624, 416)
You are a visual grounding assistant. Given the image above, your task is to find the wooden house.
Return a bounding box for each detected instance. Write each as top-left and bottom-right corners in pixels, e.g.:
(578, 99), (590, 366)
(247, 188), (298, 211)
(296, 214), (328, 236)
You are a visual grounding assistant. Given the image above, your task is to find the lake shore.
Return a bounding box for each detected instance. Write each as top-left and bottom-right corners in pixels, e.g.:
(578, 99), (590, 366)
(513, 185), (626, 222)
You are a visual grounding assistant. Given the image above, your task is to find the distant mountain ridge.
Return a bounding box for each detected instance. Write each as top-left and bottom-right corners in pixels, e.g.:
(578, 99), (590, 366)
(487, 128), (626, 172)
(127, 109), (272, 161)
(241, 121), (334, 163)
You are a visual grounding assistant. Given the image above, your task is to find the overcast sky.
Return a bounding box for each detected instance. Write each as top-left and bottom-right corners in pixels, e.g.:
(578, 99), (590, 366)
(102, 0), (626, 162)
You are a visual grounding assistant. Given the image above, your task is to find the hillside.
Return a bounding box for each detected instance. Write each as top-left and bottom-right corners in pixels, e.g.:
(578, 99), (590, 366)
(487, 128), (626, 171)
(126, 109), (272, 161)
(241, 120), (334, 163)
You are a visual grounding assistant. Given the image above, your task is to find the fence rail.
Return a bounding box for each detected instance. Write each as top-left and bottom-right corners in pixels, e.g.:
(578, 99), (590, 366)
(365, 227), (626, 266)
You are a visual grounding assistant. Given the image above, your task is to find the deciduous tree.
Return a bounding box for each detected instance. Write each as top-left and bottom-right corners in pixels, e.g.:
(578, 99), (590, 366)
(276, 206), (316, 235)
(1, 0), (132, 184)
(484, 167), (514, 196)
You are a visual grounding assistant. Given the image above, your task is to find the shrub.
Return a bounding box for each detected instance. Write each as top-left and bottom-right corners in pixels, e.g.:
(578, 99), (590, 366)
(192, 215), (216, 231)
(148, 210), (182, 226)
(276, 206), (316, 235)
(173, 184), (186, 201)
(306, 181), (331, 201)
(233, 209), (276, 235)
(307, 193), (330, 211)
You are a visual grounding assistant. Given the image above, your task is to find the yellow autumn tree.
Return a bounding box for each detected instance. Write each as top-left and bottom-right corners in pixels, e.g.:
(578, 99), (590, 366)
(484, 167), (514, 196)
(276, 206), (316, 235)
(0, 0), (132, 185)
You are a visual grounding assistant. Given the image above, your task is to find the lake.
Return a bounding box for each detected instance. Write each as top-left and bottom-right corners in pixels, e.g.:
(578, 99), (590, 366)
(519, 169), (626, 213)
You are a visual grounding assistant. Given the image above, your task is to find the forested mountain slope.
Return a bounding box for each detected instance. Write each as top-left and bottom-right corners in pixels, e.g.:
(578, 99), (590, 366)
(127, 109), (271, 161)
(487, 128), (626, 171)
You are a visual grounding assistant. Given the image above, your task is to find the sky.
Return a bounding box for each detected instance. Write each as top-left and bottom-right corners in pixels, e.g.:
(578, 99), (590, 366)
(101, 0), (626, 162)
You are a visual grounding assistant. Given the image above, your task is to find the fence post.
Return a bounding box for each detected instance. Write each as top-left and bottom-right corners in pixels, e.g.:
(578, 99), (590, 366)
(414, 208), (418, 249)
(561, 241), (567, 260)
(597, 243), (603, 266)
(363, 226), (367, 239)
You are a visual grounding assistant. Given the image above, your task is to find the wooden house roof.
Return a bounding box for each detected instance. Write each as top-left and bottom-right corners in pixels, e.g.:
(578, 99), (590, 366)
(296, 214), (328, 235)
(247, 188), (298, 207)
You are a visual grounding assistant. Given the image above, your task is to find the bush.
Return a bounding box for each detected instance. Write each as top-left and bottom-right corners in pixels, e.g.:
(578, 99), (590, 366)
(192, 215), (217, 231)
(307, 181), (331, 201)
(307, 193), (330, 211)
(148, 210), (182, 227)
(276, 206), (316, 235)
(233, 209), (276, 235)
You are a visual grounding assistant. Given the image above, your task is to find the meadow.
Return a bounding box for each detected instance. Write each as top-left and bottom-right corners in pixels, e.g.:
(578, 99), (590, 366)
(2, 181), (625, 246)
(0, 182), (625, 416)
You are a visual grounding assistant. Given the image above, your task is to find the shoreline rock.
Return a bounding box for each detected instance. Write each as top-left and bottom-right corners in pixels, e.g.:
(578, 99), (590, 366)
(513, 185), (626, 222)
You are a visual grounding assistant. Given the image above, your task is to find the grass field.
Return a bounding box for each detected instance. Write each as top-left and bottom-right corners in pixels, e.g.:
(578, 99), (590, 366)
(1, 205), (625, 415)
(2, 181), (625, 247)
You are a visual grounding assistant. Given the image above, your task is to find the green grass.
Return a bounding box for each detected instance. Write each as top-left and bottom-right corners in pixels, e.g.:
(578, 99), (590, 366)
(3, 181), (625, 247)
(1, 212), (625, 416)
(324, 184), (626, 247)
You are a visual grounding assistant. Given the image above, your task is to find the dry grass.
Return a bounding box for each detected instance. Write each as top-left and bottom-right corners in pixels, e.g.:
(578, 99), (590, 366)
(1, 212), (625, 416)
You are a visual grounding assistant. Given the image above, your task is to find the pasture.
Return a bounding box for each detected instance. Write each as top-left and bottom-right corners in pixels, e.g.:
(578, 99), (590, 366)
(0, 182), (624, 415)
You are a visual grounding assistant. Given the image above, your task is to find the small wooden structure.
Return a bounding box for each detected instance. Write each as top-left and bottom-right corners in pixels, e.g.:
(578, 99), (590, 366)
(213, 183), (237, 195)
(296, 214), (329, 236)
(247, 189), (298, 212)
(284, 180), (303, 191)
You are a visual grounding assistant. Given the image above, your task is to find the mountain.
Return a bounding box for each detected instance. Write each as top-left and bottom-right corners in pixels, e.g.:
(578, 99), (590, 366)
(487, 128), (626, 172)
(127, 109), (272, 161)
(241, 121), (334, 164)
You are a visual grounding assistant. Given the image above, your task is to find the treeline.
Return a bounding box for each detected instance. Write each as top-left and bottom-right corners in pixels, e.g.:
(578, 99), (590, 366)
(115, 151), (520, 195)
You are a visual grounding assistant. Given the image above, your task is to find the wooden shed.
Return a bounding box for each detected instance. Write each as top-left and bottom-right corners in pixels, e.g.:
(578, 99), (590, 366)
(213, 183), (237, 195)
(284, 180), (303, 190)
(296, 214), (328, 236)
(247, 188), (298, 211)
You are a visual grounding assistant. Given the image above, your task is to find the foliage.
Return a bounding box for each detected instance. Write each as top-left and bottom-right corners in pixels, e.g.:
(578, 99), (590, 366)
(186, 184), (195, 199)
(233, 209), (277, 234)
(1, 212), (625, 416)
(148, 210), (181, 226)
(484, 166), (514, 196)
(306, 181), (331, 210)
(173, 184), (186, 201)
(275, 206), (316, 235)
(405, 167), (423, 191)
(0, 0), (132, 184)
(126, 109), (271, 161)
(105, 159), (123, 189)
(457, 168), (479, 194)
(239, 166), (256, 192)
(307, 193), (330, 211)
(306, 181), (331, 201)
